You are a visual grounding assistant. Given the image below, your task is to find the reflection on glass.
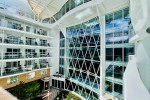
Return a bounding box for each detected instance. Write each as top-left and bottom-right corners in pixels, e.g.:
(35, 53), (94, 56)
(105, 7), (134, 99)
(66, 17), (101, 99)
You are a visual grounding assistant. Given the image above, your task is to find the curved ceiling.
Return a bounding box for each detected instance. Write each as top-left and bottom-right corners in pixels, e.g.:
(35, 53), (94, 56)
(28, 0), (67, 19)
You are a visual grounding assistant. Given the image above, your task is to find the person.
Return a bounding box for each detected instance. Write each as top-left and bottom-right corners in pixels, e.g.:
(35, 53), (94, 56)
(0, 87), (18, 100)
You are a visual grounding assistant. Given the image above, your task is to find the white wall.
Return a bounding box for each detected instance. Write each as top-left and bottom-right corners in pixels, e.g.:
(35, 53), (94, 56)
(124, 55), (150, 100)
(50, 28), (60, 75)
(136, 35), (150, 92)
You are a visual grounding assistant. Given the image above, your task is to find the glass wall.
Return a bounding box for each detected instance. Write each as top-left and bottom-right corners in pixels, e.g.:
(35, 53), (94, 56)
(65, 17), (100, 100)
(59, 31), (65, 75)
(105, 7), (134, 99)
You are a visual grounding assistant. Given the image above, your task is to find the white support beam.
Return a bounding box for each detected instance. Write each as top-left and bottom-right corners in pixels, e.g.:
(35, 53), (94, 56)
(99, 15), (106, 100)
(38, 0), (54, 15)
(95, 0), (106, 99)
(31, 0), (42, 12)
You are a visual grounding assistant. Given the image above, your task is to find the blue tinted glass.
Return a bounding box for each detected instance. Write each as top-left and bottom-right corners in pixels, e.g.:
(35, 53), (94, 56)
(93, 24), (100, 34)
(67, 29), (72, 38)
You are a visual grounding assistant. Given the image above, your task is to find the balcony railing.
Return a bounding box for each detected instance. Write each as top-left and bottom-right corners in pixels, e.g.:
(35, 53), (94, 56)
(0, 63), (50, 77)
(3, 53), (23, 59)
(40, 53), (51, 57)
(26, 41), (38, 46)
(3, 66), (23, 76)
(0, 38), (52, 47)
(0, 52), (51, 60)
(3, 38), (24, 44)
(40, 43), (51, 47)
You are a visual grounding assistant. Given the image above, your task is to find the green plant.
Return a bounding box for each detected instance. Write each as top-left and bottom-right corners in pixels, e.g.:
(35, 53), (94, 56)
(10, 81), (41, 100)
(66, 92), (82, 100)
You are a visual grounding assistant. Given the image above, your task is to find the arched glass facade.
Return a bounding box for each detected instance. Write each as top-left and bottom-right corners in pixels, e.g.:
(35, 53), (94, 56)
(57, 6), (135, 100)
(65, 17), (100, 100)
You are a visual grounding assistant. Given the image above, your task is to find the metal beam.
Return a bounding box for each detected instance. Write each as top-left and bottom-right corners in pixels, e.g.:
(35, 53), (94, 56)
(38, 0), (54, 15)
(31, 0), (42, 12)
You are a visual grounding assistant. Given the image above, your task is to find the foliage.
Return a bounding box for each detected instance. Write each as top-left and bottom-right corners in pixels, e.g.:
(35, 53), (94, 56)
(66, 92), (82, 100)
(10, 81), (41, 100)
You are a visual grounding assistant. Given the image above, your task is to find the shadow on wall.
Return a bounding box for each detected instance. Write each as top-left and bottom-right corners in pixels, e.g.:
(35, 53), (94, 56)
(137, 35), (150, 92)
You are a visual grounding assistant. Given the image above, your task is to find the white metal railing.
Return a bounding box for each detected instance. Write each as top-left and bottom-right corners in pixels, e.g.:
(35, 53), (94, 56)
(0, 52), (51, 60)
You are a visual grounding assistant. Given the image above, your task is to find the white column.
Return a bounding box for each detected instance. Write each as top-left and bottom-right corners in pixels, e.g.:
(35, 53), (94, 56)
(100, 16), (106, 99)
(95, 1), (106, 98)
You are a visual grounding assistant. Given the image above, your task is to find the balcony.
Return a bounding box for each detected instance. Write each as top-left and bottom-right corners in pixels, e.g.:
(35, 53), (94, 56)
(24, 64), (40, 71)
(26, 41), (38, 46)
(4, 38), (24, 45)
(0, 62), (50, 77)
(40, 43), (51, 47)
(40, 53), (51, 57)
(0, 37), (52, 48)
(0, 37), (24, 45)
(26, 53), (39, 58)
(1, 65), (23, 76)
(0, 52), (51, 60)
(3, 53), (23, 59)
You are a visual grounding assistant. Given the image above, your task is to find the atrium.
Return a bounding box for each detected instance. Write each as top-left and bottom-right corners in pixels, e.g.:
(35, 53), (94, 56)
(0, 0), (149, 100)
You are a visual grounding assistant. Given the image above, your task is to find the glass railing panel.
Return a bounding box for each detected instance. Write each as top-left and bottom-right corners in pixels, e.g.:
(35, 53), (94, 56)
(4, 38), (24, 45)
(3, 53), (24, 59)
(3, 66), (24, 76)
(40, 53), (51, 57)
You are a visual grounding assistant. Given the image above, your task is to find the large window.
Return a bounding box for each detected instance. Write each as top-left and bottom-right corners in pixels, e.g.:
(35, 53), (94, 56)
(65, 17), (101, 98)
(105, 7), (134, 99)
(5, 48), (21, 59)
